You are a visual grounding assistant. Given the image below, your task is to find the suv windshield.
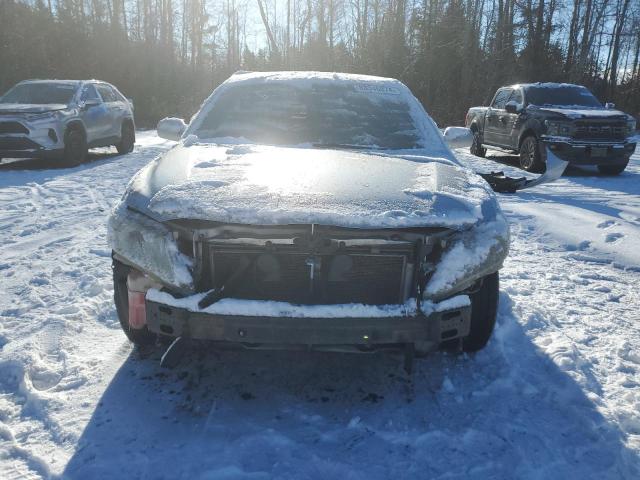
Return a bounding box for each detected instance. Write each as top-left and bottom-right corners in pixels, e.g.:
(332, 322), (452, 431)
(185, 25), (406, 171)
(192, 82), (424, 149)
(525, 85), (602, 108)
(0, 82), (77, 105)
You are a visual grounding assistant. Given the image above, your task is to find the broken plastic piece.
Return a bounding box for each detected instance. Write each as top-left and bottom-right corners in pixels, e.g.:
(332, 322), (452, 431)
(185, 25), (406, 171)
(479, 147), (569, 193)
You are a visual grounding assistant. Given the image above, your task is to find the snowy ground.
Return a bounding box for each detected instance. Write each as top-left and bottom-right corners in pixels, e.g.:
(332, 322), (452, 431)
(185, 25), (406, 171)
(1, 132), (639, 479)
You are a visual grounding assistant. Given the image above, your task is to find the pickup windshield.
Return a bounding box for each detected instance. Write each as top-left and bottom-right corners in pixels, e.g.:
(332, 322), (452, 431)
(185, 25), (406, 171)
(191, 82), (424, 149)
(1, 82), (77, 105)
(525, 85), (602, 108)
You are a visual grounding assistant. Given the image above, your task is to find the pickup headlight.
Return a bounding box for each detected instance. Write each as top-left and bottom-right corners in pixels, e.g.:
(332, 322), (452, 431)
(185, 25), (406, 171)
(545, 120), (572, 137)
(627, 118), (637, 136)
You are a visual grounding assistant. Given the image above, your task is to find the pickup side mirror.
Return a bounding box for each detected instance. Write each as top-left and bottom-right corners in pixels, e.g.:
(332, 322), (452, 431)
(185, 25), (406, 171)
(504, 101), (522, 114)
(127, 98), (134, 111)
(605, 102), (616, 109)
(157, 117), (187, 141)
(443, 126), (473, 149)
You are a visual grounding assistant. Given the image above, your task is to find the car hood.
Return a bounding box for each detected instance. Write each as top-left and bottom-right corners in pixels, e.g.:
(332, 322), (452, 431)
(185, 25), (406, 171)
(535, 106), (629, 120)
(123, 144), (498, 230)
(0, 103), (69, 114)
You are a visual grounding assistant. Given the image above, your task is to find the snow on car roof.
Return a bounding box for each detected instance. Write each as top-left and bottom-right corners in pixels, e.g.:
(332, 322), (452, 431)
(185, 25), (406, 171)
(225, 70), (403, 87)
(507, 82), (586, 90)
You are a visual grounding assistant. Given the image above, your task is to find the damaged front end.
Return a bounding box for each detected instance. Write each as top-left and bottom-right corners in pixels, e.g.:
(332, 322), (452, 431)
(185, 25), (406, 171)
(110, 212), (506, 355)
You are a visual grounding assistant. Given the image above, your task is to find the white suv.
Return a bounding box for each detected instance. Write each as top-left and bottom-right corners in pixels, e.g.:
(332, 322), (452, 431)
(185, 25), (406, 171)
(0, 79), (135, 165)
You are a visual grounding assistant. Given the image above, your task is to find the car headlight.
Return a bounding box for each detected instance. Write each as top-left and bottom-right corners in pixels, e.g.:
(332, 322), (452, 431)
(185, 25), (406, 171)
(26, 111), (59, 122)
(108, 203), (194, 291)
(627, 118), (637, 136)
(423, 202), (510, 301)
(545, 120), (572, 137)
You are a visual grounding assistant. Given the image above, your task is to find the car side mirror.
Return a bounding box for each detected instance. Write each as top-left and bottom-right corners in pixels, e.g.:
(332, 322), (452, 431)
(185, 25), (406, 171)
(504, 101), (521, 114)
(605, 102), (616, 109)
(443, 126), (473, 149)
(127, 98), (134, 110)
(82, 99), (100, 110)
(157, 117), (187, 141)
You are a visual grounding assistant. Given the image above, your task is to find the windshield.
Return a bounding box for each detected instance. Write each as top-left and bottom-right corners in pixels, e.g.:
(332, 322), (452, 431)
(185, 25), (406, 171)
(525, 85), (602, 108)
(0, 83), (77, 105)
(191, 82), (425, 149)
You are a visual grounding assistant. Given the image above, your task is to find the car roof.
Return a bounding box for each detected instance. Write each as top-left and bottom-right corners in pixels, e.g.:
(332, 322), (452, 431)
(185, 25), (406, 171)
(504, 82), (585, 90)
(225, 70), (403, 87)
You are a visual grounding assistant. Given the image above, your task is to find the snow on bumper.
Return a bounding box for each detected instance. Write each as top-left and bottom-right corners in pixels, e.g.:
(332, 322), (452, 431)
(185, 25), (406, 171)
(107, 203), (194, 291)
(144, 289), (471, 347)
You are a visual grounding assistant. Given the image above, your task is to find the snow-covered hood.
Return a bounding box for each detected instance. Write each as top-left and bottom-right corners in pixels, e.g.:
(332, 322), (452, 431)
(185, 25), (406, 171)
(534, 106), (629, 121)
(124, 144), (497, 230)
(0, 103), (69, 114)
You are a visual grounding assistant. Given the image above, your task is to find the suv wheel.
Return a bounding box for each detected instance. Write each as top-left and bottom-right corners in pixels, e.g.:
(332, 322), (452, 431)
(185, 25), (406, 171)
(116, 122), (135, 154)
(519, 136), (545, 173)
(113, 258), (158, 346)
(462, 272), (499, 352)
(63, 127), (87, 166)
(470, 130), (486, 157)
(598, 161), (628, 175)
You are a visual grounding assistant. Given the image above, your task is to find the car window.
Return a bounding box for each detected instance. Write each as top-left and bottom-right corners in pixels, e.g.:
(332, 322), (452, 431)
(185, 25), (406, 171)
(96, 85), (117, 102)
(0, 82), (77, 105)
(192, 82), (426, 149)
(80, 85), (101, 102)
(508, 89), (523, 105)
(491, 89), (512, 109)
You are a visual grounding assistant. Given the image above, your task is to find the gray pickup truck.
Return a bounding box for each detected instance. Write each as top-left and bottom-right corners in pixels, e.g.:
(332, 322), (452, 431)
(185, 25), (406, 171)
(466, 83), (637, 175)
(0, 79), (135, 166)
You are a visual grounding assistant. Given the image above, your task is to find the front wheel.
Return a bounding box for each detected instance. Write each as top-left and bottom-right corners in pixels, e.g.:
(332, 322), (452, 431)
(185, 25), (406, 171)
(470, 130), (486, 157)
(519, 136), (545, 173)
(598, 161), (628, 175)
(63, 127), (87, 166)
(116, 122), (135, 154)
(462, 272), (500, 352)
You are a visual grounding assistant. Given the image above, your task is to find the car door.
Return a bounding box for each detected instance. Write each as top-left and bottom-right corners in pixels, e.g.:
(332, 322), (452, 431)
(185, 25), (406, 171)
(79, 84), (111, 143)
(95, 84), (120, 139)
(504, 89), (524, 149)
(484, 88), (512, 146)
(106, 85), (130, 136)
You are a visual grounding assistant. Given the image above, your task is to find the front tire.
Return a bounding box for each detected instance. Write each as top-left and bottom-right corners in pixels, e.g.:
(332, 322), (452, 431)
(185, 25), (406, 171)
(113, 258), (157, 346)
(63, 127), (87, 166)
(470, 130), (486, 157)
(116, 122), (135, 154)
(462, 272), (500, 352)
(519, 136), (545, 173)
(598, 161), (628, 175)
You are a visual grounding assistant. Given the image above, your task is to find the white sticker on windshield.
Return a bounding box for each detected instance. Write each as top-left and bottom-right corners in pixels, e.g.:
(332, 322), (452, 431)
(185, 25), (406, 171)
(354, 84), (400, 95)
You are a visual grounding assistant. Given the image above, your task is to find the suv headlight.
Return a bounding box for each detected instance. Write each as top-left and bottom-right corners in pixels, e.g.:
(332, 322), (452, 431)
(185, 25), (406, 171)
(627, 118), (637, 136)
(545, 120), (572, 137)
(26, 111), (59, 122)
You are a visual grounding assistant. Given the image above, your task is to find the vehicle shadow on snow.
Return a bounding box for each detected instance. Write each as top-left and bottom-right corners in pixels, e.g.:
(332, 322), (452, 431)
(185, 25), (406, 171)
(60, 293), (638, 479)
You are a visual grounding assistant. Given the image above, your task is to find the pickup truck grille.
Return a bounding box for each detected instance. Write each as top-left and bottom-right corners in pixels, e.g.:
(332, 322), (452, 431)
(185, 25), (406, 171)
(0, 121), (29, 135)
(573, 120), (626, 141)
(199, 244), (415, 306)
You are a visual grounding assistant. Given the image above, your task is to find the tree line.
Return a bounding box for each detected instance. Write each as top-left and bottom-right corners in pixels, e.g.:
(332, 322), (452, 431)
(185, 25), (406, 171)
(1, 0), (639, 127)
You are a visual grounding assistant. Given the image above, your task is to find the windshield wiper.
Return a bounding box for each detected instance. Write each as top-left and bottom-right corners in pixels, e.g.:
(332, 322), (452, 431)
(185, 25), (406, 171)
(312, 143), (380, 150)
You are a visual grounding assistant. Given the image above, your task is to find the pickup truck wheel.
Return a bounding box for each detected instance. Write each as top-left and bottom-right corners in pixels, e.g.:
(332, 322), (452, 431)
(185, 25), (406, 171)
(116, 122), (135, 154)
(462, 272), (499, 352)
(519, 136), (545, 173)
(63, 127), (87, 166)
(597, 162), (628, 175)
(113, 258), (158, 346)
(470, 131), (486, 157)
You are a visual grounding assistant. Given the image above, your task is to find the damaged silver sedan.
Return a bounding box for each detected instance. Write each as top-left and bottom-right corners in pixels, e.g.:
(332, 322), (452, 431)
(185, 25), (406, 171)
(108, 72), (510, 367)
